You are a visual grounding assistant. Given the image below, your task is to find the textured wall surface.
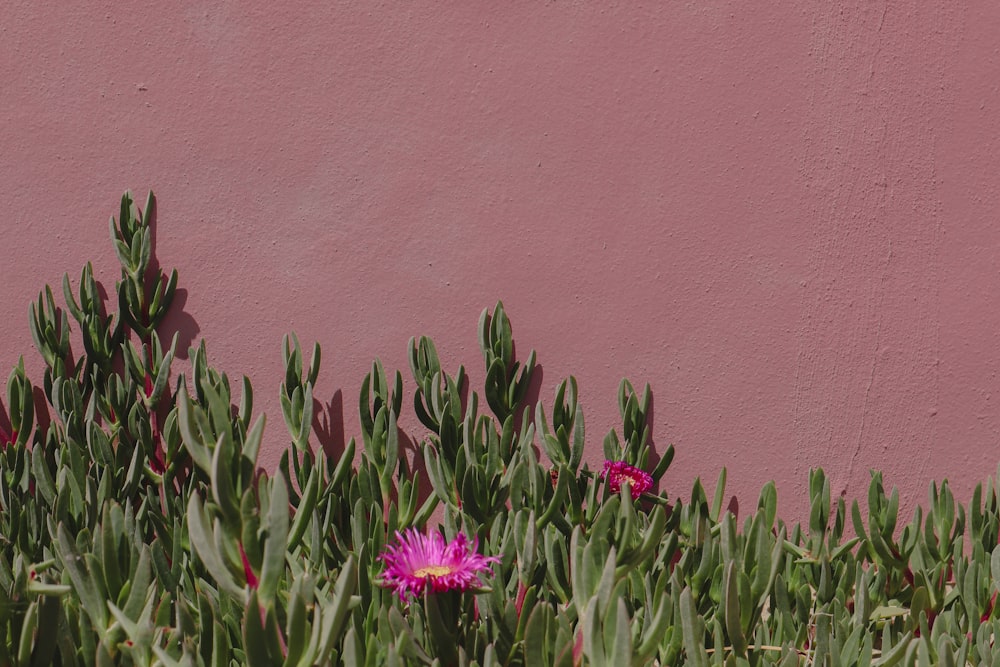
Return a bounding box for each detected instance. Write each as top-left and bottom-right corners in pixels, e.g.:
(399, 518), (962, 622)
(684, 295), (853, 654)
(2, 2), (997, 521)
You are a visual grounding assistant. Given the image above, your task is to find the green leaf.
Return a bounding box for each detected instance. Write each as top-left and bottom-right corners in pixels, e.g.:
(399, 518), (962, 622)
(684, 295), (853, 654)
(243, 591), (281, 667)
(56, 523), (108, 631)
(723, 561), (747, 656)
(186, 494), (244, 599)
(31, 448), (57, 508)
(17, 597), (40, 665)
(258, 476), (290, 605)
(872, 631), (913, 666)
(314, 556), (358, 665)
(711, 467), (728, 522)
(680, 588), (709, 667)
(211, 432), (240, 526)
(611, 597), (631, 667)
(282, 582), (309, 667)
(523, 601), (552, 666)
(177, 384), (212, 473)
(634, 592), (670, 662)
(244, 413), (266, 472)
(287, 462), (320, 552)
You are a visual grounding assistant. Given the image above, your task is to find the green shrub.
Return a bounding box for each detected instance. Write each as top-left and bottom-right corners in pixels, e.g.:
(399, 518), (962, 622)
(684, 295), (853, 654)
(2, 191), (999, 666)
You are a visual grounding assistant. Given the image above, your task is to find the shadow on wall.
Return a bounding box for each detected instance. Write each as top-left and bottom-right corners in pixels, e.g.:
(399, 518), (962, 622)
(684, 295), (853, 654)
(398, 429), (432, 510)
(515, 359), (545, 447)
(312, 388), (346, 459)
(637, 388), (741, 516)
(159, 289), (200, 361)
(144, 196), (200, 360)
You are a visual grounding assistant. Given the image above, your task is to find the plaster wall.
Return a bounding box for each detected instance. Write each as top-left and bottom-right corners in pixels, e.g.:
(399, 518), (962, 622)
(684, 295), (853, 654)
(2, 1), (997, 521)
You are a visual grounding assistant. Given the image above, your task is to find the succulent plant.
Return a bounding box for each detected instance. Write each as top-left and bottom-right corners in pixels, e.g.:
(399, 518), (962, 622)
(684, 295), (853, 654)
(1, 191), (999, 666)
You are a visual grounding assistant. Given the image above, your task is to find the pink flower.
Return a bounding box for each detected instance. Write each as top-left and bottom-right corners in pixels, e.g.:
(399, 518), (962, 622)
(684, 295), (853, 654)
(379, 529), (500, 601)
(602, 460), (653, 498)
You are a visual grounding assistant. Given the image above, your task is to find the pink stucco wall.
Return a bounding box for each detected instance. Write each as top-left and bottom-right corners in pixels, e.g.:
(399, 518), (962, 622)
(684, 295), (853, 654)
(2, 2), (998, 521)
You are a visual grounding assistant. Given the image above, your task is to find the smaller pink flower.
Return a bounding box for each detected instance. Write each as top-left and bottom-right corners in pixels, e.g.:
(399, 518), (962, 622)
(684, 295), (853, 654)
(602, 460), (653, 498)
(379, 529), (500, 601)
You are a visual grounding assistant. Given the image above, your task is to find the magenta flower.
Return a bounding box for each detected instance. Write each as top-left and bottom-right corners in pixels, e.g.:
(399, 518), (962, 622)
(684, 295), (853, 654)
(379, 529), (500, 601)
(602, 460), (654, 498)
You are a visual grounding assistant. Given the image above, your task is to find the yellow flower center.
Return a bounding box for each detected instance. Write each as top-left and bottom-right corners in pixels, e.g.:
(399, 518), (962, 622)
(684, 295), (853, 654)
(413, 565), (453, 578)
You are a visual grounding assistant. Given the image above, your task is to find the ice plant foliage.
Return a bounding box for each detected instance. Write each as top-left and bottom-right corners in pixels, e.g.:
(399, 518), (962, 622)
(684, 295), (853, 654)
(379, 529), (499, 601)
(602, 459), (654, 497)
(7, 192), (1000, 665)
